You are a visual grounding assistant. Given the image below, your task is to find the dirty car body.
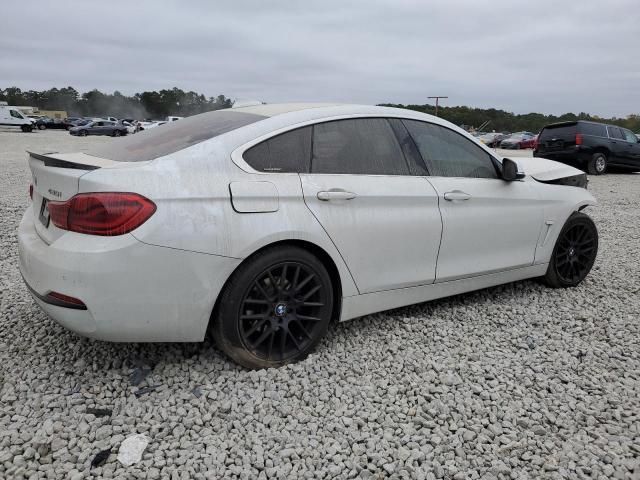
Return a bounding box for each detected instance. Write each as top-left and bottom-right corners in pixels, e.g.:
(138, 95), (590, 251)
(18, 104), (597, 367)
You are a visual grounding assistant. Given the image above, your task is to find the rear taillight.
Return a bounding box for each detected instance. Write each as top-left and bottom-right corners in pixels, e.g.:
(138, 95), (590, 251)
(48, 192), (156, 236)
(29, 184), (33, 200)
(575, 133), (583, 145)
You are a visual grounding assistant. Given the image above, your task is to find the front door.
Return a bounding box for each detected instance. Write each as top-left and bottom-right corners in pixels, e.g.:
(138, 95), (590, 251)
(401, 119), (542, 282)
(300, 118), (442, 294)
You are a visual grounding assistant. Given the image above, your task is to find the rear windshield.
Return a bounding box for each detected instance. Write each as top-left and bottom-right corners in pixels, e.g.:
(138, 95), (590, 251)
(539, 123), (576, 140)
(86, 110), (267, 162)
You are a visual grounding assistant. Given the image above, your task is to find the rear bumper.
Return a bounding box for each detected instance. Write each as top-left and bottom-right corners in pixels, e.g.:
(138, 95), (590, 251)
(18, 206), (240, 342)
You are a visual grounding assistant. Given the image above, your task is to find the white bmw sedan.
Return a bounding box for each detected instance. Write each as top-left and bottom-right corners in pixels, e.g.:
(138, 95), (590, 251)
(18, 104), (598, 368)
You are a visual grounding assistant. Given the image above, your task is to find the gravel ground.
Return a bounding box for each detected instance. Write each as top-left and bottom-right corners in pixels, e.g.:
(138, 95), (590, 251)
(1, 130), (639, 479)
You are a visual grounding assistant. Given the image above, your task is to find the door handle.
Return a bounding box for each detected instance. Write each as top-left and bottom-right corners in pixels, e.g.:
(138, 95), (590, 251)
(444, 190), (472, 201)
(317, 190), (357, 201)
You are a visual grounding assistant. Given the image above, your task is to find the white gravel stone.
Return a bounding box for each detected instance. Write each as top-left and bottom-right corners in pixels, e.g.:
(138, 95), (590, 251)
(1, 133), (639, 479)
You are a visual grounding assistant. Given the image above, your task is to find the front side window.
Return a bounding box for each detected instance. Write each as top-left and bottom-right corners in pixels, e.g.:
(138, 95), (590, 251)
(311, 118), (408, 175)
(403, 120), (498, 179)
(10, 109), (24, 119)
(243, 126), (312, 173)
(607, 126), (624, 140)
(623, 129), (638, 143)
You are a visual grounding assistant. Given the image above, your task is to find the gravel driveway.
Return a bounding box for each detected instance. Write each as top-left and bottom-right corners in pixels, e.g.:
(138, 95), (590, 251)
(1, 130), (639, 479)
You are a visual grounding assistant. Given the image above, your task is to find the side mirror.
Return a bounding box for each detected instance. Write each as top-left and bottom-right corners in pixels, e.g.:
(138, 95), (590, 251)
(502, 158), (525, 181)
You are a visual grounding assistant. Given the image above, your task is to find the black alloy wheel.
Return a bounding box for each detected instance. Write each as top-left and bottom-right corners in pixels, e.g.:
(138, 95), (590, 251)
(212, 246), (333, 369)
(239, 261), (328, 361)
(544, 212), (598, 287)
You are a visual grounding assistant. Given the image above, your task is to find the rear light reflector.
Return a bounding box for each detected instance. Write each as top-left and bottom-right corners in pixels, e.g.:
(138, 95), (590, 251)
(48, 192), (156, 236)
(46, 291), (87, 309)
(575, 133), (583, 145)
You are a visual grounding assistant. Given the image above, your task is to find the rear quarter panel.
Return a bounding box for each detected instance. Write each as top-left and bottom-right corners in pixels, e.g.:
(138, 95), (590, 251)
(78, 140), (359, 297)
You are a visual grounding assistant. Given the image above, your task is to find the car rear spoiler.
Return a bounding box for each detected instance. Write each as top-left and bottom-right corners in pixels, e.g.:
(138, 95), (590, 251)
(27, 151), (120, 170)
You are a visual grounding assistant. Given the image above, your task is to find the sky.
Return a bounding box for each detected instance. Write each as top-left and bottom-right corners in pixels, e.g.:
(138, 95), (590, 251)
(3, 0), (640, 117)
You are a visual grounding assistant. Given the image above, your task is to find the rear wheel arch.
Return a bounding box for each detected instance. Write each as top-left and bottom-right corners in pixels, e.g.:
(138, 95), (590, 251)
(208, 239), (343, 332)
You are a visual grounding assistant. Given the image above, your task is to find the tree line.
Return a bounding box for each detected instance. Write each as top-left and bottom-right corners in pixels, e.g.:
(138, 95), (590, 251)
(380, 103), (640, 134)
(0, 86), (232, 120)
(1, 86), (638, 132)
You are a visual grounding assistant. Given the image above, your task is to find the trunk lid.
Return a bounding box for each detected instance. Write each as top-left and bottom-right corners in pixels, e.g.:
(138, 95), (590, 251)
(28, 152), (120, 244)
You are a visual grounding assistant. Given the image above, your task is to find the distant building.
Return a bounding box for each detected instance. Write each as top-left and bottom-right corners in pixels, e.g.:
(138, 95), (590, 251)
(16, 106), (67, 119)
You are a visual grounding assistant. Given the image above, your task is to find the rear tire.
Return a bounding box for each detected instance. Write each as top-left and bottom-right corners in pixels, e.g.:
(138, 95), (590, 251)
(587, 152), (607, 175)
(113, 130), (122, 137)
(38, 124), (46, 130)
(211, 246), (334, 369)
(80, 130), (87, 136)
(543, 212), (598, 288)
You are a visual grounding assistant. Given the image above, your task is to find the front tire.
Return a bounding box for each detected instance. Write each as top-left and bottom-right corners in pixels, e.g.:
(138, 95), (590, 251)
(587, 152), (607, 175)
(543, 212), (598, 288)
(212, 246), (334, 369)
(113, 130), (122, 137)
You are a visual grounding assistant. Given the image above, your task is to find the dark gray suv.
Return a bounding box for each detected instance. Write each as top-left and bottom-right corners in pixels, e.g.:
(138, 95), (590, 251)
(534, 120), (640, 174)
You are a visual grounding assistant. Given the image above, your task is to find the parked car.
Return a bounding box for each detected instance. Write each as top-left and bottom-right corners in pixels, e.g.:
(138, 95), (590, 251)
(500, 132), (537, 149)
(534, 120), (640, 174)
(19, 104), (598, 369)
(32, 116), (68, 130)
(138, 120), (167, 130)
(118, 120), (137, 135)
(69, 120), (128, 137)
(478, 132), (508, 148)
(0, 103), (33, 131)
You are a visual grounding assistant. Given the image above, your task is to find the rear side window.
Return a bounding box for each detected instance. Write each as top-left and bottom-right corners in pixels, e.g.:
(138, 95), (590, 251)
(244, 127), (311, 173)
(387, 118), (428, 175)
(86, 110), (266, 162)
(579, 123), (607, 137)
(311, 118), (408, 175)
(403, 120), (498, 179)
(607, 126), (624, 140)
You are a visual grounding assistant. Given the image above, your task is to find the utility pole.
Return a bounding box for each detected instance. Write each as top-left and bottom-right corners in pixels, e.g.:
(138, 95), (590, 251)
(428, 96), (448, 117)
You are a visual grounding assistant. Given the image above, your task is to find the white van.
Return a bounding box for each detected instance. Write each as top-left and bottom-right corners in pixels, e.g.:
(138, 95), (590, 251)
(0, 102), (34, 132)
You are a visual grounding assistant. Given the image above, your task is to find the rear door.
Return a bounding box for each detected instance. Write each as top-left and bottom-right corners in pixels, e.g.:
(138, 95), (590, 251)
(621, 129), (640, 167)
(606, 126), (627, 164)
(402, 120), (542, 282)
(300, 117), (442, 294)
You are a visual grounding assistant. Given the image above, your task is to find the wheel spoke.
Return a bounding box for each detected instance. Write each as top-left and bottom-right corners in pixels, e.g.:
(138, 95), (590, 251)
(244, 318), (268, 337)
(297, 314), (322, 322)
(266, 331), (275, 358)
(301, 301), (325, 308)
(295, 321), (312, 339)
(267, 270), (280, 294)
(287, 330), (303, 351)
(296, 273), (315, 293)
(300, 284), (321, 301)
(249, 328), (273, 350)
(244, 298), (269, 305)
(255, 281), (274, 302)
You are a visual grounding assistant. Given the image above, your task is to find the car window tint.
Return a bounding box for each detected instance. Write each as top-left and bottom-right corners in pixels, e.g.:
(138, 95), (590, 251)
(607, 126), (624, 139)
(87, 110), (267, 162)
(244, 126), (311, 173)
(387, 118), (428, 175)
(403, 120), (498, 179)
(311, 118), (408, 175)
(580, 123), (607, 137)
(623, 129), (637, 143)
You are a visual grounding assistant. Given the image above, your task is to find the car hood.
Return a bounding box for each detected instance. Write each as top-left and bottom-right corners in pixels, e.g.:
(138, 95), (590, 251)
(510, 156), (585, 181)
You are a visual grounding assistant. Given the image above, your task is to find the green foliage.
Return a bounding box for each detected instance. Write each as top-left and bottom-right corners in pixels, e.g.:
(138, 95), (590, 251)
(0, 86), (233, 119)
(380, 103), (640, 133)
